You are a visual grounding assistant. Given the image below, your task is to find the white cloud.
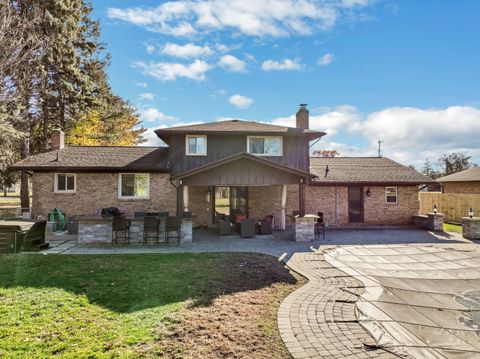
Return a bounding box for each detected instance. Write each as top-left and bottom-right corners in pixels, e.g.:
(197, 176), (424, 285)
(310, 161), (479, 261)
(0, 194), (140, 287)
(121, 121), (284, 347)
(135, 59), (210, 81)
(317, 52), (335, 65)
(108, 1), (374, 38)
(228, 94), (254, 109)
(261, 58), (303, 71)
(134, 81), (148, 87)
(139, 107), (177, 122)
(218, 55), (247, 72)
(145, 44), (156, 54)
(139, 93), (155, 101)
(161, 42), (214, 58)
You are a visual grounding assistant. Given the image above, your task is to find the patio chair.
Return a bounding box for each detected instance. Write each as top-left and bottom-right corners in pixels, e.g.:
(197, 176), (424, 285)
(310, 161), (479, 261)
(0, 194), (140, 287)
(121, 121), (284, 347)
(240, 219), (256, 238)
(218, 217), (232, 235)
(112, 216), (130, 244)
(143, 215), (160, 244)
(145, 212), (159, 218)
(134, 211), (145, 219)
(257, 215), (273, 235)
(165, 216), (180, 245)
(315, 212), (326, 240)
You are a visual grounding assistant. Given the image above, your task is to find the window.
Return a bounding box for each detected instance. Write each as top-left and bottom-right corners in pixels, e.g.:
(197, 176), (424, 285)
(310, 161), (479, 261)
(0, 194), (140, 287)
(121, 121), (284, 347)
(186, 135), (207, 156)
(118, 174), (150, 199)
(385, 187), (398, 204)
(55, 173), (76, 193)
(247, 136), (283, 156)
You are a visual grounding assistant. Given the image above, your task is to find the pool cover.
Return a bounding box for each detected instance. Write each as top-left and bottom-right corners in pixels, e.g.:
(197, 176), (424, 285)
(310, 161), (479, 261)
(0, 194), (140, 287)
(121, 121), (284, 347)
(324, 244), (480, 359)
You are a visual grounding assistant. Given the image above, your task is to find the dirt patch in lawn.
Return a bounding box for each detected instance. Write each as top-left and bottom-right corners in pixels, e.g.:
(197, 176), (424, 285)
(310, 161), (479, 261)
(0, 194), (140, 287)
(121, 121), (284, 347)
(157, 255), (305, 359)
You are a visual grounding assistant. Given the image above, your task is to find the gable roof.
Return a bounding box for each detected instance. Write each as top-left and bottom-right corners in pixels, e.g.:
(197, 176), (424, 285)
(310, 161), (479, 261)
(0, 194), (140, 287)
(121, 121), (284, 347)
(9, 146), (170, 172)
(310, 157), (436, 185)
(155, 119), (325, 142)
(172, 152), (313, 180)
(437, 167), (480, 182)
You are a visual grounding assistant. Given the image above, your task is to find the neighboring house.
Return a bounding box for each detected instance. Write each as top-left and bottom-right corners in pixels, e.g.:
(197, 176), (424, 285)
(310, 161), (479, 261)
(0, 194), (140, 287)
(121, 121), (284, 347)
(437, 167), (480, 194)
(10, 105), (435, 227)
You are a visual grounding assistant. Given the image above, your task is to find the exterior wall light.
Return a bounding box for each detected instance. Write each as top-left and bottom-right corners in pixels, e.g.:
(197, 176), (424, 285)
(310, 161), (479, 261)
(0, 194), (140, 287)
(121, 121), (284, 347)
(366, 188), (371, 197)
(433, 205), (438, 214)
(469, 207), (474, 218)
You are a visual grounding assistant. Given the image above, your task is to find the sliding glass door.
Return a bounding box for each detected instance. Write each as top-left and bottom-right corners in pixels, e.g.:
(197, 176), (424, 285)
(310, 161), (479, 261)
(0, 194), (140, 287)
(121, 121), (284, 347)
(213, 186), (248, 222)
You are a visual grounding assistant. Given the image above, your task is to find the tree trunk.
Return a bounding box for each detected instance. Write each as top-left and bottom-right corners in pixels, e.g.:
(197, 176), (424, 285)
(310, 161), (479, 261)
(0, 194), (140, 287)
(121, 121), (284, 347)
(43, 98), (49, 150)
(20, 137), (30, 209)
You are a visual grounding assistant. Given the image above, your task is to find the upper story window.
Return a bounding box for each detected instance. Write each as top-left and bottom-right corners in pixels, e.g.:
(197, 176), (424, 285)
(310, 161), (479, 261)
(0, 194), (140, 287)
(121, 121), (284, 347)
(118, 173), (150, 199)
(55, 173), (76, 193)
(247, 136), (283, 156)
(186, 135), (207, 156)
(385, 187), (398, 204)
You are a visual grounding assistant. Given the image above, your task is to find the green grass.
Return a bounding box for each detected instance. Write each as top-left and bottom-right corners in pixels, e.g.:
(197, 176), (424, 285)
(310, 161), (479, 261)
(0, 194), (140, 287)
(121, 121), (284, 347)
(443, 222), (462, 233)
(0, 253), (295, 358)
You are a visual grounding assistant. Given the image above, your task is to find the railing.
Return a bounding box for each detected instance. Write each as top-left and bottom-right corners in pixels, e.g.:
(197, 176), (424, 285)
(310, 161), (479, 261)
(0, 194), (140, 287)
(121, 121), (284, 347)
(419, 192), (480, 222)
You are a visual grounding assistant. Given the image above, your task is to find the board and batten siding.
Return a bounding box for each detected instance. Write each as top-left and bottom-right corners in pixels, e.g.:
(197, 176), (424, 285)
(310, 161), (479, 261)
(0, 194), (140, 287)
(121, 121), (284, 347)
(168, 134), (309, 176)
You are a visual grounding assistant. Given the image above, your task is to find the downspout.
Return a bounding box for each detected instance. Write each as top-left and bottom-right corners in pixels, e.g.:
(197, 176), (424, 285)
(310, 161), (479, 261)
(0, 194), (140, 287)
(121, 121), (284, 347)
(335, 184), (338, 225)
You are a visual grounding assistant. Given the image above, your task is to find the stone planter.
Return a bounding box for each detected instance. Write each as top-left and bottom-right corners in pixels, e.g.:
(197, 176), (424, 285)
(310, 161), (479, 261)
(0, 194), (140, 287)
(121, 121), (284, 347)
(461, 217), (480, 240)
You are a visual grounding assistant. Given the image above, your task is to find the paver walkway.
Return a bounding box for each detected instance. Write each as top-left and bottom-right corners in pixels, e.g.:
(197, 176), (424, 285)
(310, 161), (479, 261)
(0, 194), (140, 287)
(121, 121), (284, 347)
(278, 249), (397, 359)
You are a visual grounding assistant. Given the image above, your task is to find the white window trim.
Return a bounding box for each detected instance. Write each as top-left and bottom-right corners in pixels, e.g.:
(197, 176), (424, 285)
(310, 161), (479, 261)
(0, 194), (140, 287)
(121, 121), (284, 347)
(54, 173), (77, 193)
(385, 186), (398, 204)
(185, 135), (207, 156)
(246, 136), (283, 157)
(118, 173), (150, 200)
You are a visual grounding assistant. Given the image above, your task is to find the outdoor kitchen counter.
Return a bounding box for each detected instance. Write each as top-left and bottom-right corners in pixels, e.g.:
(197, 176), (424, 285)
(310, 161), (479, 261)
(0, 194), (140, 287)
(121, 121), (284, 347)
(77, 216), (193, 245)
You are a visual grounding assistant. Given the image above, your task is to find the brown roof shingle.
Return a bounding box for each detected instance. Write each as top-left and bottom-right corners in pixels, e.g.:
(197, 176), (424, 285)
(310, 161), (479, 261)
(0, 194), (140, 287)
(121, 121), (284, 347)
(310, 157), (435, 184)
(10, 146), (170, 172)
(155, 119), (325, 141)
(437, 167), (480, 182)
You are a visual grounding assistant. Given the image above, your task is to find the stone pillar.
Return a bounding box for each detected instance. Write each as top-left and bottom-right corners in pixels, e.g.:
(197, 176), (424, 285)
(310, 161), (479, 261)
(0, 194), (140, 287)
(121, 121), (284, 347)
(461, 217), (480, 240)
(180, 218), (193, 244)
(294, 214), (317, 242)
(427, 213), (444, 232)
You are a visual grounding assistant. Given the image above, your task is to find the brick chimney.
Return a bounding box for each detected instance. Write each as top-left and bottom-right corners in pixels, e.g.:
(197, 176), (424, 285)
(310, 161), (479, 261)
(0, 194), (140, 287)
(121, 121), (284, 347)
(296, 104), (309, 129)
(51, 129), (65, 150)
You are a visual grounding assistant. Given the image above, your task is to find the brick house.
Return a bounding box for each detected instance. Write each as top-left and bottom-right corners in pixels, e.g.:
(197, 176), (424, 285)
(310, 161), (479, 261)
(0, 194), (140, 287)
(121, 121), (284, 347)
(437, 167), (480, 194)
(11, 105), (434, 228)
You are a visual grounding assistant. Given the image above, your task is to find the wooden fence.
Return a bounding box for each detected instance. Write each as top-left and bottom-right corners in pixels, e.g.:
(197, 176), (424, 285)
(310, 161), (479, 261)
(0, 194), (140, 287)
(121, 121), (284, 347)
(419, 192), (480, 222)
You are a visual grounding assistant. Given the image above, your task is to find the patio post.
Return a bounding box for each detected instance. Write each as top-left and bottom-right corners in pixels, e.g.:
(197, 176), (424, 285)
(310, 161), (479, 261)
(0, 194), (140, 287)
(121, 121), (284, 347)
(280, 184), (287, 230)
(183, 185), (189, 212)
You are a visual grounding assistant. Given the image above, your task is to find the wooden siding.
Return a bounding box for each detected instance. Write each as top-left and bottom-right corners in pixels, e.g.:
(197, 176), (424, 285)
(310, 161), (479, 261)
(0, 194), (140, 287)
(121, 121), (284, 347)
(181, 157), (303, 186)
(419, 192), (480, 222)
(168, 134), (309, 176)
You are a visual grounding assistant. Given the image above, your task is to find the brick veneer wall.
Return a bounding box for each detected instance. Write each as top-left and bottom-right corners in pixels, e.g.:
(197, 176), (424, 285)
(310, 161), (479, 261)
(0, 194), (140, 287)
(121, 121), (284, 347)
(441, 182), (480, 194)
(249, 185), (299, 227)
(363, 185), (419, 225)
(305, 185), (349, 225)
(31, 172), (177, 218)
(305, 185), (419, 225)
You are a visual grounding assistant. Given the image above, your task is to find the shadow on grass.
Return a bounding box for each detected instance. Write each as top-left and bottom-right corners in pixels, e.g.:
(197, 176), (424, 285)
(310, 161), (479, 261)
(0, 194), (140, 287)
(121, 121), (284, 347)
(0, 252), (298, 313)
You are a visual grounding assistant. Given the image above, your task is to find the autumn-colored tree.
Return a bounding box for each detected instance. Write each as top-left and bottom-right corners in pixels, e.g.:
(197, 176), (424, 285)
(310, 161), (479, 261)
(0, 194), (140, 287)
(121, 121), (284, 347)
(312, 149), (340, 157)
(67, 96), (145, 146)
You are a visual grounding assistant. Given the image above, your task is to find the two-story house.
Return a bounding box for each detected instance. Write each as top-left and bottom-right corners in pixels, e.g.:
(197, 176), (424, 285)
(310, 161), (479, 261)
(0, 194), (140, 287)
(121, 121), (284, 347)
(11, 105), (434, 229)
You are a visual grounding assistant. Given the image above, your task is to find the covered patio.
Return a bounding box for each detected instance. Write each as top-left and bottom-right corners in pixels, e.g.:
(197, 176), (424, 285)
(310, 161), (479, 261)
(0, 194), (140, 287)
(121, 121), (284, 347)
(174, 152), (313, 236)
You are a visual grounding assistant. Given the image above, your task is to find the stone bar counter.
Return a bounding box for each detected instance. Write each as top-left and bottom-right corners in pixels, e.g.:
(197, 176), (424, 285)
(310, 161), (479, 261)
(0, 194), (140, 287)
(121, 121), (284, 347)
(78, 216), (193, 245)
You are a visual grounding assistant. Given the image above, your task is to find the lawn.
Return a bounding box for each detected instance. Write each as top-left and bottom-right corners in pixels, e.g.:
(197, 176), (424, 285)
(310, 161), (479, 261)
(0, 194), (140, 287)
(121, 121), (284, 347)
(443, 222), (463, 234)
(0, 253), (302, 358)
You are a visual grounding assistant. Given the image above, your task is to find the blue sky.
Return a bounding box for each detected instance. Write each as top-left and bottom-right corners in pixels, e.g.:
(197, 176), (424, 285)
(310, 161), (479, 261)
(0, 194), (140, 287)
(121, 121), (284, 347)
(92, 0), (480, 169)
